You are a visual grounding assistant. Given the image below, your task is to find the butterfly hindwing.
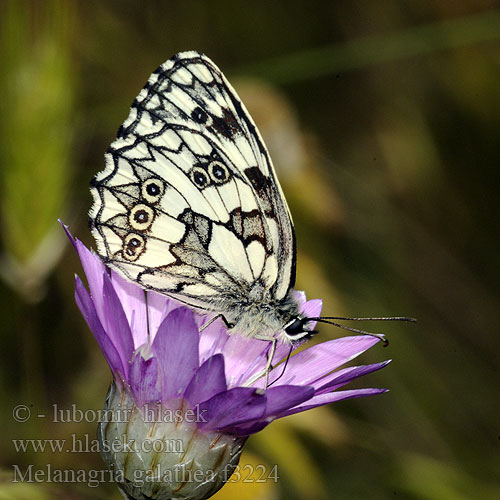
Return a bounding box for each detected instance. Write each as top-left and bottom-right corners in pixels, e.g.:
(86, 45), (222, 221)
(90, 51), (296, 312)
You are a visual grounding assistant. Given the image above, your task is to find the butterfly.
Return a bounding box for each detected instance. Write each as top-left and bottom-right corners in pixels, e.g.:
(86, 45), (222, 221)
(89, 51), (410, 354)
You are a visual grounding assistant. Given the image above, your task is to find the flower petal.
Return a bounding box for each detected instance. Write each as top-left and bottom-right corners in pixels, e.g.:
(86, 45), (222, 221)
(198, 387), (267, 431)
(227, 339), (296, 389)
(110, 271), (148, 349)
(74, 276), (125, 378)
(290, 291), (322, 331)
(280, 388), (389, 417)
(300, 299), (323, 330)
(145, 290), (173, 342)
(227, 385), (314, 435)
(198, 322), (268, 387)
(292, 290), (307, 304)
(65, 226), (140, 356)
(184, 354), (227, 406)
(314, 361), (391, 394)
(266, 336), (381, 387)
(198, 320), (230, 364)
(221, 336), (272, 387)
(101, 273), (135, 369)
(73, 238), (108, 324)
(152, 307), (199, 400)
(129, 354), (161, 406)
(60, 221), (78, 251)
(229, 421), (270, 435)
(263, 385), (314, 417)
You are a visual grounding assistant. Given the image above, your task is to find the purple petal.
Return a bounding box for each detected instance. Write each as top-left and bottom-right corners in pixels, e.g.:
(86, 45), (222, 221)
(221, 336), (271, 386)
(152, 307), (199, 400)
(226, 385), (314, 435)
(72, 237), (109, 325)
(291, 291), (322, 331)
(63, 226), (129, 353)
(184, 354), (227, 406)
(215, 335), (292, 388)
(229, 421), (270, 435)
(197, 387), (267, 431)
(145, 290), (171, 342)
(263, 385), (314, 417)
(314, 361), (391, 394)
(110, 271), (148, 349)
(101, 273), (134, 368)
(300, 299), (323, 330)
(266, 336), (381, 387)
(293, 290), (323, 330)
(280, 388), (389, 417)
(74, 276), (125, 377)
(198, 319), (231, 363)
(129, 353), (161, 406)
(292, 290), (307, 304)
(241, 340), (294, 388)
(230, 418), (275, 436)
(60, 221), (78, 252)
(197, 317), (292, 383)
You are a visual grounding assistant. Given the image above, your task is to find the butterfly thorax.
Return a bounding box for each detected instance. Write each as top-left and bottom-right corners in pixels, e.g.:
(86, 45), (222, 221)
(226, 290), (306, 344)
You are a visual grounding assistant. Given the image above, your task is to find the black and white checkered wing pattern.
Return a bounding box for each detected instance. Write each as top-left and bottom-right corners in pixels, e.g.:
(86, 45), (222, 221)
(90, 51), (296, 311)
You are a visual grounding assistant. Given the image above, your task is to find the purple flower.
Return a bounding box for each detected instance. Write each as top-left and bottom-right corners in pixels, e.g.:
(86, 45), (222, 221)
(65, 226), (389, 499)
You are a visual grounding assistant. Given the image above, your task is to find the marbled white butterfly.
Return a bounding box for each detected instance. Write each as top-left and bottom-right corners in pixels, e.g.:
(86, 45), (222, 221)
(90, 51), (412, 352)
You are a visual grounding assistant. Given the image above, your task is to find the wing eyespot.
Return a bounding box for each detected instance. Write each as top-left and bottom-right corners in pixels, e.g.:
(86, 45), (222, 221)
(142, 178), (164, 204)
(191, 167), (210, 188)
(208, 161), (229, 185)
(191, 106), (212, 126)
(129, 204), (155, 231)
(122, 233), (145, 261)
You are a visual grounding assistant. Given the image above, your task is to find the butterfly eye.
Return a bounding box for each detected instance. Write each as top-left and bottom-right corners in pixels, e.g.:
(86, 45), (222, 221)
(142, 178), (164, 203)
(191, 167), (210, 188)
(208, 161), (229, 185)
(122, 234), (145, 261)
(129, 204), (155, 231)
(284, 318), (306, 337)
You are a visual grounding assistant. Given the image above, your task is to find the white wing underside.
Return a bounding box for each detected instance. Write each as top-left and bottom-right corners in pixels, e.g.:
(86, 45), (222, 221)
(90, 51), (296, 314)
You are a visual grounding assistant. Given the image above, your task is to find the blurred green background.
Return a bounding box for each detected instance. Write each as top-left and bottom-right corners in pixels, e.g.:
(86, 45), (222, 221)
(1, 1), (499, 499)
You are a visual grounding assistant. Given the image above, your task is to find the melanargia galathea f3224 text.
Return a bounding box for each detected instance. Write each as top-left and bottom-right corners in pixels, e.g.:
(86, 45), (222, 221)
(90, 51), (408, 356)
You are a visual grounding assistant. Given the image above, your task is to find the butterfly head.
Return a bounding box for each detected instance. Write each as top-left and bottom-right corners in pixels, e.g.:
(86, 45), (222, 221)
(282, 316), (317, 344)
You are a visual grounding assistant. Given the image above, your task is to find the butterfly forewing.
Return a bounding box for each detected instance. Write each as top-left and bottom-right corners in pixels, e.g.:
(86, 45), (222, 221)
(90, 51), (296, 314)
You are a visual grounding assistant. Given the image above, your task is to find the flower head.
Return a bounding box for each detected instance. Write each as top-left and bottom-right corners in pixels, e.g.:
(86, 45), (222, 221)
(66, 226), (389, 499)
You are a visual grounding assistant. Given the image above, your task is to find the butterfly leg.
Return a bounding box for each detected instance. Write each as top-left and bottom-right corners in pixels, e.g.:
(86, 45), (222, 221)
(264, 338), (278, 389)
(240, 337), (278, 389)
(198, 313), (234, 332)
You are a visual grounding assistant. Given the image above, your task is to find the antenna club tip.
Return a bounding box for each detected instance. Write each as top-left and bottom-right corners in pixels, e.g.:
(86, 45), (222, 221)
(399, 316), (417, 323)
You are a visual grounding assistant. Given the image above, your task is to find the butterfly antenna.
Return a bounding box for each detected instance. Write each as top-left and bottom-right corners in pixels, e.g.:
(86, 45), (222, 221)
(308, 316), (415, 346)
(267, 345), (294, 388)
(319, 316), (416, 323)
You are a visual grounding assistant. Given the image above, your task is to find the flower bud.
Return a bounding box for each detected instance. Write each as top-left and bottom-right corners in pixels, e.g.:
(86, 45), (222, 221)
(99, 382), (247, 500)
